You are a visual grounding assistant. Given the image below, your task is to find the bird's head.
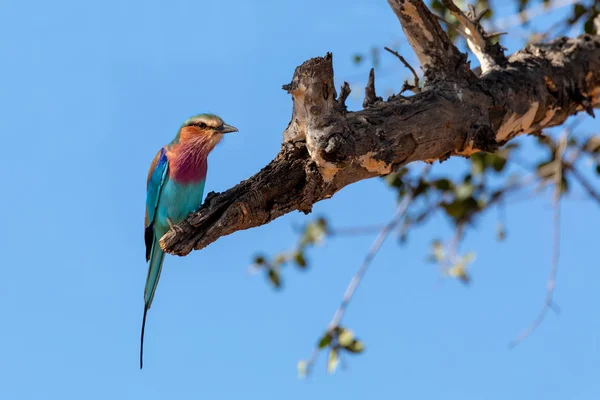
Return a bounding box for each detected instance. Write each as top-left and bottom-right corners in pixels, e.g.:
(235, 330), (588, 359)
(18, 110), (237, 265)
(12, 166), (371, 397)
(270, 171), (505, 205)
(177, 113), (238, 149)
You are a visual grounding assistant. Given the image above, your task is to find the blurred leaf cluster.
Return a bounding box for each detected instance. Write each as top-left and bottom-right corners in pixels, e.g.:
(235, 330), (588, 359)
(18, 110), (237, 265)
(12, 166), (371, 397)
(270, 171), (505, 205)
(428, 240), (476, 284)
(569, 1), (600, 35)
(251, 218), (328, 289)
(297, 326), (364, 377)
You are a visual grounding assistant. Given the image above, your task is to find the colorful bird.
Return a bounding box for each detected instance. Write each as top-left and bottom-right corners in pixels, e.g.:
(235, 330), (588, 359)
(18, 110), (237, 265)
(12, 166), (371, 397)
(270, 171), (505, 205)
(141, 113), (238, 369)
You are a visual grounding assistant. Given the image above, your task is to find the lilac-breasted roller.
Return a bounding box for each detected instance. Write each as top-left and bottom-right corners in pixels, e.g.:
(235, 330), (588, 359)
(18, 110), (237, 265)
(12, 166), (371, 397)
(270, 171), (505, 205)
(141, 113), (238, 369)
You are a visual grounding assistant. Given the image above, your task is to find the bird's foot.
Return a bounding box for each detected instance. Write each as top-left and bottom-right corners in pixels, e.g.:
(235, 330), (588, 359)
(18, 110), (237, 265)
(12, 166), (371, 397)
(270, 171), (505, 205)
(167, 218), (185, 235)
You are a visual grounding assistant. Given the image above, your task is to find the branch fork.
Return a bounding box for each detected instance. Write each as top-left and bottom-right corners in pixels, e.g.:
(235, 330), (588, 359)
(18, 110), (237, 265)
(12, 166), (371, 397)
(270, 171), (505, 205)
(441, 0), (507, 74)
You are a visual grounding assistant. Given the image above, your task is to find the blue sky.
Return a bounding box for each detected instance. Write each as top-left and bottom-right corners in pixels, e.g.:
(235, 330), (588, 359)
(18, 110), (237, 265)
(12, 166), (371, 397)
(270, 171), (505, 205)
(1, 0), (599, 399)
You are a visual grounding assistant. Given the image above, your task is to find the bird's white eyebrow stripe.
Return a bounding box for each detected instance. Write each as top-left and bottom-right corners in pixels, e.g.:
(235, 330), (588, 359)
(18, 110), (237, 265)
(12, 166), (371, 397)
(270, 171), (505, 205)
(188, 117), (223, 128)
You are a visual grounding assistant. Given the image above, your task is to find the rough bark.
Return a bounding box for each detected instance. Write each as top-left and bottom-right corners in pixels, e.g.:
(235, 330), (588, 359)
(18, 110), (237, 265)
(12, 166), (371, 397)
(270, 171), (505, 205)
(160, 0), (600, 257)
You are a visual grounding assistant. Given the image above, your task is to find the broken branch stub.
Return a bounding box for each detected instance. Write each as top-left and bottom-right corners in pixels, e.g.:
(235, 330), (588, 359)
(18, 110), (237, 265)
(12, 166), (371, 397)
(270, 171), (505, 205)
(282, 53), (338, 145)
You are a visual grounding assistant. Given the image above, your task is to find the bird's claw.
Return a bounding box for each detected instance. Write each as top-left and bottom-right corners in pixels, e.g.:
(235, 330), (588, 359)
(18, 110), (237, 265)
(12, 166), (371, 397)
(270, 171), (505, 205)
(167, 218), (185, 235)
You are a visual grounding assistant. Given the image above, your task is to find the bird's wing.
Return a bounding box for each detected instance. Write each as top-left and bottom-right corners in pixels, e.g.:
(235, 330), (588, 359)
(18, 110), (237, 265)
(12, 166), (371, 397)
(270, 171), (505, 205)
(145, 147), (169, 261)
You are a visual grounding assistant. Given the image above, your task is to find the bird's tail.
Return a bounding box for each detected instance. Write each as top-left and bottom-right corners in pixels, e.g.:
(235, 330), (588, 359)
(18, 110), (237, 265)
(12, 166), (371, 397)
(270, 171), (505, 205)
(140, 235), (165, 369)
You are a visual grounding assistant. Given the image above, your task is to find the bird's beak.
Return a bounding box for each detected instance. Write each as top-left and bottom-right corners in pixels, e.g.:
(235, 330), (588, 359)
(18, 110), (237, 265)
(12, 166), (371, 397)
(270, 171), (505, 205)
(219, 123), (239, 134)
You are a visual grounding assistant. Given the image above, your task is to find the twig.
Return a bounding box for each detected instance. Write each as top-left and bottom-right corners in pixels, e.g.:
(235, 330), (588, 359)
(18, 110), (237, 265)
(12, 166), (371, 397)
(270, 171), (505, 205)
(329, 225), (388, 236)
(449, 223), (464, 263)
(497, 197), (507, 241)
(433, 13), (468, 36)
(337, 82), (351, 110)
(328, 193), (414, 330)
(435, 223), (467, 284)
(509, 133), (567, 348)
(303, 165), (431, 375)
(383, 47), (421, 94)
(566, 165), (600, 205)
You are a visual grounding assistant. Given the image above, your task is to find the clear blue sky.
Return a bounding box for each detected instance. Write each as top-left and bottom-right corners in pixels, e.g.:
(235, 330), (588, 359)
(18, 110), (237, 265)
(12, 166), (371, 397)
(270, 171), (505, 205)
(1, 0), (599, 399)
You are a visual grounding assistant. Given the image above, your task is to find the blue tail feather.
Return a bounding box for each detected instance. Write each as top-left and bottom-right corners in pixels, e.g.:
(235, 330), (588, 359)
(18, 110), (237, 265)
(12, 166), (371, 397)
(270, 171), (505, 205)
(144, 235), (165, 307)
(140, 235), (165, 369)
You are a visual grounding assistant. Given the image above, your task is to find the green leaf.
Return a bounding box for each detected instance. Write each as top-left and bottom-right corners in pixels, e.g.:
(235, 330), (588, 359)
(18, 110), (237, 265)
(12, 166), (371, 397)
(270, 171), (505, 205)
(430, 0), (444, 13)
(455, 182), (474, 200)
(327, 348), (339, 374)
(448, 252), (475, 285)
(571, 3), (587, 21)
(442, 201), (464, 219)
(297, 360), (307, 379)
(293, 251), (307, 269)
(443, 197), (482, 223)
(301, 219), (328, 247)
(584, 15), (598, 34)
(316, 217), (328, 229)
(268, 269), (281, 288)
(318, 332), (333, 349)
(385, 173), (403, 189)
(448, 265), (471, 285)
(491, 155), (507, 172)
(413, 179), (430, 197)
(345, 340), (365, 354)
(338, 328), (354, 347)
(471, 153), (486, 175)
(431, 240), (445, 262)
(433, 178), (453, 191)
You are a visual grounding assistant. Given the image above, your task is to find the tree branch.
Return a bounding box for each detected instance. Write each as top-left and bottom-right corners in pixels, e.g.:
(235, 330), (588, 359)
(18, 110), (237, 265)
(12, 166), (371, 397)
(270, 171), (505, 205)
(160, 14), (600, 257)
(441, 1), (508, 73)
(387, 0), (475, 84)
(566, 164), (600, 205)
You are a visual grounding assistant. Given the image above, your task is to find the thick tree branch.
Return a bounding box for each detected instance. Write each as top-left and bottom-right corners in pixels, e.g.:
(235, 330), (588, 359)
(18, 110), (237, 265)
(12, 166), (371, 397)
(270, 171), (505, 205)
(161, 21), (600, 257)
(387, 0), (475, 84)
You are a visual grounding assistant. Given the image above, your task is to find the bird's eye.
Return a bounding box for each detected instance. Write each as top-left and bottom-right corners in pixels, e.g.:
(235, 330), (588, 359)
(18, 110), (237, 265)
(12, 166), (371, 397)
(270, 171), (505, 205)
(193, 122), (207, 128)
